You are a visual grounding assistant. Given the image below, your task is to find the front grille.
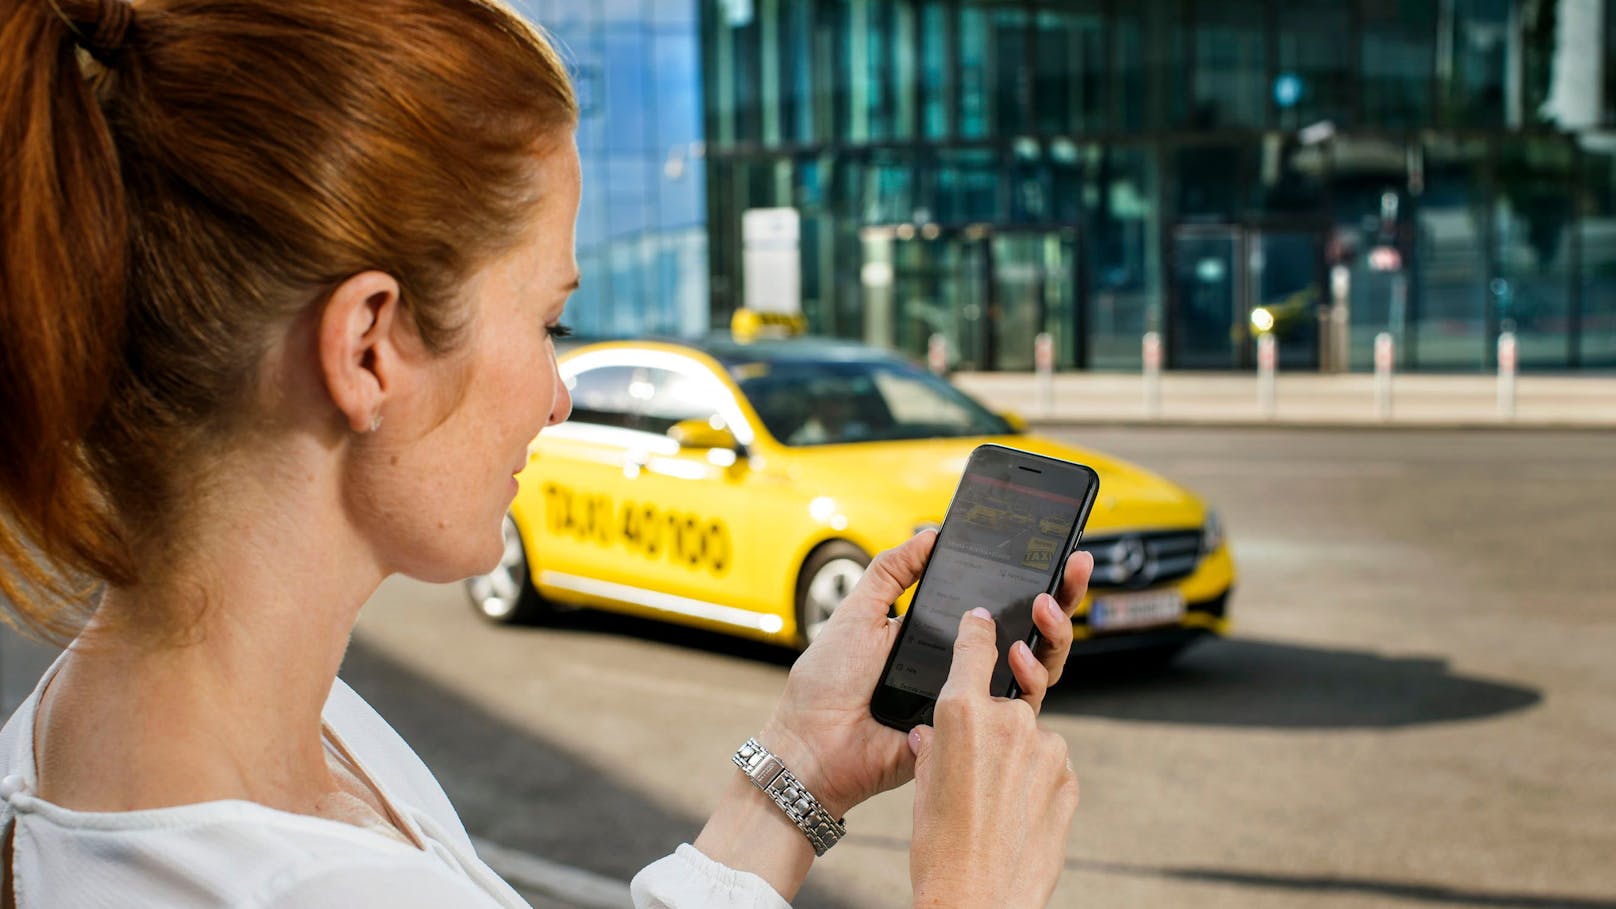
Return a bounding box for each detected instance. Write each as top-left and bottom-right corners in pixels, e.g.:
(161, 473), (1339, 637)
(1076, 529), (1203, 591)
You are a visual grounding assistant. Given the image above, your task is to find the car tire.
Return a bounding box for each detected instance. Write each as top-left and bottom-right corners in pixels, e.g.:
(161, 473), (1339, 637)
(794, 541), (871, 649)
(464, 513), (551, 625)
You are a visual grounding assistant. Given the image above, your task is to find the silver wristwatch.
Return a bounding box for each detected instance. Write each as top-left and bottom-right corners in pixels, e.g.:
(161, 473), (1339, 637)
(732, 737), (847, 857)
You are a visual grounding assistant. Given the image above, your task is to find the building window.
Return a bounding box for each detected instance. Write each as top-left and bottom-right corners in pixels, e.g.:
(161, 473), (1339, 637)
(1032, 3), (1108, 136)
(1275, 0), (1355, 130)
(1414, 138), (1491, 369)
(1190, 0), (1268, 129)
(1443, 0), (1512, 128)
(1361, 0), (1437, 129)
(958, 1), (1029, 139)
(1084, 145), (1162, 370)
(919, 2), (954, 139)
(1581, 145), (1616, 366)
(1494, 138), (1575, 367)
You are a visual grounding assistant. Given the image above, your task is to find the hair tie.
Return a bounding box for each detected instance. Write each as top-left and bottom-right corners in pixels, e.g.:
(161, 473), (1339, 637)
(43, 0), (133, 67)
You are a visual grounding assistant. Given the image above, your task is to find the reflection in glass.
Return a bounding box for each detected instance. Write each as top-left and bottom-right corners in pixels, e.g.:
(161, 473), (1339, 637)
(1033, 3), (1106, 136)
(1581, 145), (1616, 367)
(1191, 0), (1267, 128)
(920, 2), (953, 139)
(1444, 0), (1512, 128)
(1329, 137), (1413, 369)
(1171, 228), (1241, 369)
(1275, 0), (1353, 130)
(992, 232), (1078, 371)
(929, 149), (1002, 225)
(1415, 139), (1490, 369)
(958, 2), (1029, 139)
(1361, 0), (1436, 128)
(1085, 146), (1161, 370)
(1175, 143), (1254, 219)
(1253, 231), (1324, 369)
(1494, 139), (1575, 366)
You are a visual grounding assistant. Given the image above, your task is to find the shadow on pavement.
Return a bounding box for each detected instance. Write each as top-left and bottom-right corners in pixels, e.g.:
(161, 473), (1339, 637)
(530, 605), (801, 667)
(339, 637), (859, 909)
(512, 610), (1543, 732)
(1047, 637), (1542, 729)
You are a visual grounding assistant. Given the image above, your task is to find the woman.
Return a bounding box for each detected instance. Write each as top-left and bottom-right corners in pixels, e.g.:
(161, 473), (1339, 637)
(0, 0), (1092, 906)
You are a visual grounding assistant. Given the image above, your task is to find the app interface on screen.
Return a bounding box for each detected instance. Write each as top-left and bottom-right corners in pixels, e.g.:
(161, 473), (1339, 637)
(885, 467), (1089, 698)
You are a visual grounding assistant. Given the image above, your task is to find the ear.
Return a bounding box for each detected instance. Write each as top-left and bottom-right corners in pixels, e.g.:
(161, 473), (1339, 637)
(319, 271), (404, 433)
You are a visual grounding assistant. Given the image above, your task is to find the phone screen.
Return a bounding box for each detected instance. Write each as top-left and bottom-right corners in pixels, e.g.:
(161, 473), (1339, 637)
(877, 447), (1097, 715)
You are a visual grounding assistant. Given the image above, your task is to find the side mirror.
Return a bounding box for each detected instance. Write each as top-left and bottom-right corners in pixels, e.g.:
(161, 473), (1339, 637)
(668, 418), (739, 451)
(1000, 411), (1029, 434)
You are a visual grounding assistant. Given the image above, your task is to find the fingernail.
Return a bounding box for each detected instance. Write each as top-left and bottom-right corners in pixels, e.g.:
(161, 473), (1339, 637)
(968, 607), (992, 621)
(1013, 640), (1032, 660)
(907, 728), (922, 753)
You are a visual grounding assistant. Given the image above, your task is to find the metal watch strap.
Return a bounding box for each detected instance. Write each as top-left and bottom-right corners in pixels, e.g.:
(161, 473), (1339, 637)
(732, 737), (847, 857)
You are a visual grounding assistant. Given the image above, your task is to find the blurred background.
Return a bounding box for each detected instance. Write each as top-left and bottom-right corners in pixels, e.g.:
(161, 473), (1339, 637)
(514, 0), (1614, 373)
(6, 2), (1615, 908)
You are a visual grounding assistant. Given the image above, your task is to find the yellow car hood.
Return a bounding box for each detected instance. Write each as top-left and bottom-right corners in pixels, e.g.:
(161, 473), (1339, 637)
(775, 435), (1205, 535)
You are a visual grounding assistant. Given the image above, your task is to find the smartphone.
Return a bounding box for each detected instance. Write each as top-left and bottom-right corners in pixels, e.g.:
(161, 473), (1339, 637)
(870, 444), (1100, 731)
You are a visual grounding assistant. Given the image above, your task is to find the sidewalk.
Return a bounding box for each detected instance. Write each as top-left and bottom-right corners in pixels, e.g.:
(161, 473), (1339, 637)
(951, 371), (1616, 429)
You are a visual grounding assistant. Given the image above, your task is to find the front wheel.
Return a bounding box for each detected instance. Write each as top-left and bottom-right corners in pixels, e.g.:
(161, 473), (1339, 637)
(464, 513), (551, 625)
(794, 541), (871, 649)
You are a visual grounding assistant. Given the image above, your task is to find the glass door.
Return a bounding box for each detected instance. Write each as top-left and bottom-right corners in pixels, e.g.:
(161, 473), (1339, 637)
(1171, 226), (1243, 368)
(1250, 230), (1324, 369)
(1171, 225), (1325, 369)
(990, 231), (1079, 371)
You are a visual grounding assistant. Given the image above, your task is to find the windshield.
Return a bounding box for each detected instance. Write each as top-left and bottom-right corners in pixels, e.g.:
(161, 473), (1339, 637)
(734, 358), (1013, 446)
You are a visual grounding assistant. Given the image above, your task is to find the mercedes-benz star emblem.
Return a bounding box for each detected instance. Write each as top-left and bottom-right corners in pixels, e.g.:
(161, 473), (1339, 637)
(1110, 536), (1154, 587)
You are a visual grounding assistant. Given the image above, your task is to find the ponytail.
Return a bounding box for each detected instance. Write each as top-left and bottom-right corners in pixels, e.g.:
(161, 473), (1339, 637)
(4, 0), (576, 642)
(0, 0), (135, 641)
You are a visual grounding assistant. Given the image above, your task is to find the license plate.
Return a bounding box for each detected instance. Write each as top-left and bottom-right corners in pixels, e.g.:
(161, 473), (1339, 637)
(1088, 590), (1186, 631)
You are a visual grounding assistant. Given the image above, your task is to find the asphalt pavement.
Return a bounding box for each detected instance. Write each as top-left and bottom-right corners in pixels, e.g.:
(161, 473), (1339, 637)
(2, 425), (1611, 907)
(333, 425), (1615, 909)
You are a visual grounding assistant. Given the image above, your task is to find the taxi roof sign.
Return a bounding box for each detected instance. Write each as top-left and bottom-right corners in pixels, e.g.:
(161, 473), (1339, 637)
(731, 308), (807, 343)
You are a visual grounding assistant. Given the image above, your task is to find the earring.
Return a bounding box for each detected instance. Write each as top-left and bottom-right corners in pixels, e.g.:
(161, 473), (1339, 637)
(369, 413), (384, 433)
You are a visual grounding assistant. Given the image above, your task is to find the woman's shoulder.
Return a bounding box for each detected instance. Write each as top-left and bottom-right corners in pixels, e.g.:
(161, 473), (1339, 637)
(0, 672), (501, 907)
(6, 797), (498, 907)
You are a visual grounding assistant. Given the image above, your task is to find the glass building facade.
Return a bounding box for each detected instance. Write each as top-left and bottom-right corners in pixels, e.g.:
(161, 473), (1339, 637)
(700, 0), (1616, 371)
(514, 0), (710, 338)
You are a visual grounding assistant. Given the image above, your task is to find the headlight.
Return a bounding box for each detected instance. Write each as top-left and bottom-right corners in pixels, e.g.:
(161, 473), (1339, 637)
(1201, 509), (1224, 556)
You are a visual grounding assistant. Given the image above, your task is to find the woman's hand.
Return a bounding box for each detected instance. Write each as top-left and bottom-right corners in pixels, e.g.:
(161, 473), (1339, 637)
(908, 609), (1080, 909)
(757, 531), (1094, 818)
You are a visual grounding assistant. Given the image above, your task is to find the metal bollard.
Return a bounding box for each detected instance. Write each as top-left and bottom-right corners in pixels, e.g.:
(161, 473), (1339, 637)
(1142, 331), (1163, 419)
(1374, 332), (1394, 421)
(1257, 334), (1277, 419)
(928, 333), (947, 375)
(1034, 332), (1055, 418)
(1497, 331), (1517, 420)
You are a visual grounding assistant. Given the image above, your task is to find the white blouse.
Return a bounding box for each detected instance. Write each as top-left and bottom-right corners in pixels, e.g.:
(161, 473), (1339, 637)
(0, 655), (790, 908)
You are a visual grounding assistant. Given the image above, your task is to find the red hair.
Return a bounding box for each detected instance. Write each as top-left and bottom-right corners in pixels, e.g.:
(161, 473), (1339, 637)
(0, 0), (577, 640)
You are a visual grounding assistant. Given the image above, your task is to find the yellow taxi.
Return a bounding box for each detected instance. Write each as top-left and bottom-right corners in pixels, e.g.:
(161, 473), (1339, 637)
(465, 337), (1235, 664)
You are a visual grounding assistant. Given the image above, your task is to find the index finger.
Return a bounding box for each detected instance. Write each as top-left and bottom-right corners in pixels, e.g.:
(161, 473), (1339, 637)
(937, 607), (1000, 701)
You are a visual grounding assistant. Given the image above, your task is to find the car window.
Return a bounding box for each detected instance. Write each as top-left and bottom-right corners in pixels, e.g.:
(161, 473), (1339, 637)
(872, 370), (979, 430)
(638, 367), (723, 435)
(737, 359), (1011, 446)
(565, 365), (639, 430)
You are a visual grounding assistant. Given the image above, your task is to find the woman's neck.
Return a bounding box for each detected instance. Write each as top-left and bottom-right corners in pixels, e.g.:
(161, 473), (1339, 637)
(33, 451), (385, 816)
